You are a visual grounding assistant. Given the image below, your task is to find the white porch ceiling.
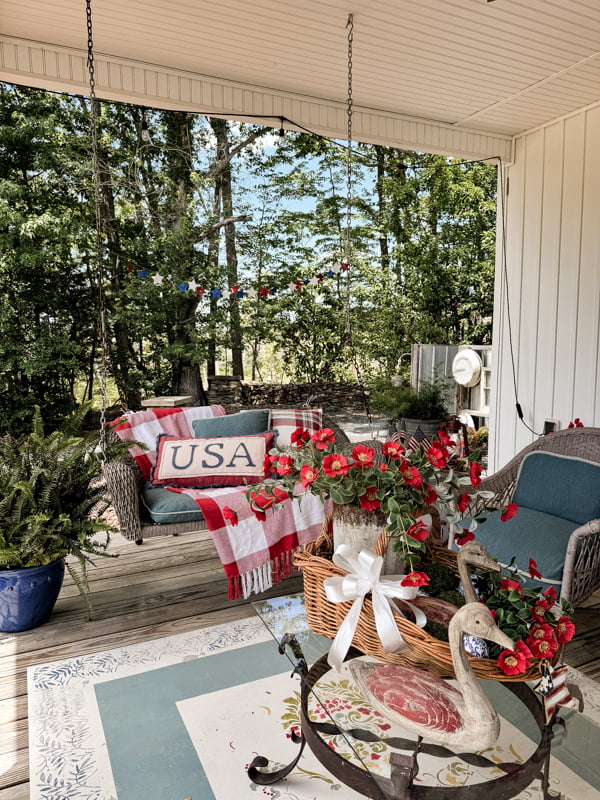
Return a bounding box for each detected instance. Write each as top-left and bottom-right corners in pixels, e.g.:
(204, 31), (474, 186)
(1, 0), (600, 161)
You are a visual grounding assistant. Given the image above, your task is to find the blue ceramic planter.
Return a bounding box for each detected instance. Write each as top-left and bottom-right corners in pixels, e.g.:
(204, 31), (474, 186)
(0, 559), (65, 632)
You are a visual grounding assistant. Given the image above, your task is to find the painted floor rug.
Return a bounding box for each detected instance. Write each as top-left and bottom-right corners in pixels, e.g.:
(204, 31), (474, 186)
(28, 615), (600, 800)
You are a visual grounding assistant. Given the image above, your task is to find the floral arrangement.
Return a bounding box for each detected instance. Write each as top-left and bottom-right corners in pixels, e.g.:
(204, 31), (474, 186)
(243, 425), (511, 571)
(469, 556), (575, 676)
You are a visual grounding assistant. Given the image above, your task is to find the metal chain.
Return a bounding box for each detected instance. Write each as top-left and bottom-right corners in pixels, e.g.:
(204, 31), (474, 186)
(86, 0), (109, 461)
(344, 14), (374, 436)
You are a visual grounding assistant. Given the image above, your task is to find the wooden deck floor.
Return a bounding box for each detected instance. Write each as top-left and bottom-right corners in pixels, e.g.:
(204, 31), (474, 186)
(0, 529), (598, 799)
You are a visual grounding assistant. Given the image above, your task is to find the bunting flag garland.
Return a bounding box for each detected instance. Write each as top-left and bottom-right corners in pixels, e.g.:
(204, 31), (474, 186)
(130, 260), (349, 301)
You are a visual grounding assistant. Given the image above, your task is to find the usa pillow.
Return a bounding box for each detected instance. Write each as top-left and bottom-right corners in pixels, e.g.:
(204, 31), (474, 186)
(151, 432), (274, 488)
(269, 408), (323, 448)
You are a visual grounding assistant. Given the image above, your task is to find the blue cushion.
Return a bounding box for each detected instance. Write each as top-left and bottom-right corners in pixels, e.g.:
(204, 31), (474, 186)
(465, 507), (576, 590)
(141, 487), (204, 524)
(512, 451), (600, 525)
(191, 409), (270, 438)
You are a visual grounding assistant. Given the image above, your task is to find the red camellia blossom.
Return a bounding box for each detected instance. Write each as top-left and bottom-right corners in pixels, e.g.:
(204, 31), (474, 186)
(359, 487), (381, 511)
(555, 616), (576, 644)
(275, 454), (295, 476)
(515, 640), (533, 662)
(531, 598), (551, 622)
(272, 486), (289, 504)
(455, 529), (475, 546)
(568, 418), (584, 428)
(322, 453), (350, 477)
(381, 441), (404, 459)
(527, 623), (555, 644)
(436, 430), (453, 447)
(290, 427), (311, 448)
(300, 464), (319, 488)
(470, 462), (483, 487)
(500, 503), (518, 522)
(426, 445), (448, 470)
(249, 489), (275, 521)
(500, 578), (522, 594)
(528, 557), (542, 579)
(528, 636), (558, 659)
(497, 648), (529, 676)
(222, 506), (238, 526)
(543, 586), (558, 605)
(422, 484), (437, 505)
(406, 520), (430, 542)
(351, 444), (375, 469)
(400, 462), (423, 489)
(401, 571), (430, 588)
(311, 428), (336, 450)
(458, 492), (470, 513)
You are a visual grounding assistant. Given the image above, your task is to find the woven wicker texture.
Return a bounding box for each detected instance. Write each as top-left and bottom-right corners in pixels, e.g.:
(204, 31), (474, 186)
(295, 525), (559, 682)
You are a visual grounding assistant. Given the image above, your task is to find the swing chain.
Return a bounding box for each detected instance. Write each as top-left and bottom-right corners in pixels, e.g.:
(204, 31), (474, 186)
(345, 13), (353, 266)
(85, 0), (109, 462)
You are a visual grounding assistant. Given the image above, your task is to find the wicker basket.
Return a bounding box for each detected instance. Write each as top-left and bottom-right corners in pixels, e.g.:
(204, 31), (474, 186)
(294, 524), (555, 682)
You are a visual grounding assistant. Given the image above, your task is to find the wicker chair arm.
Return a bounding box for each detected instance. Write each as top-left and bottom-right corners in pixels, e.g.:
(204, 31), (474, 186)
(103, 460), (143, 543)
(562, 518), (600, 606)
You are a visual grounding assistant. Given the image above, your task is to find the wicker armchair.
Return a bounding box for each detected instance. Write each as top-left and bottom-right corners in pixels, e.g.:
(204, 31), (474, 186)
(467, 426), (600, 607)
(103, 412), (352, 545)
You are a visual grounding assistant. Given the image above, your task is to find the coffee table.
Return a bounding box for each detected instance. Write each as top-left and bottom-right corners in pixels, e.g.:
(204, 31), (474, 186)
(250, 592), (600, 800)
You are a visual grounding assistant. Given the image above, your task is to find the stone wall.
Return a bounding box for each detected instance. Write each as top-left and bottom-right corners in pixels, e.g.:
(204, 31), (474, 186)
(207, 375), (369, 412)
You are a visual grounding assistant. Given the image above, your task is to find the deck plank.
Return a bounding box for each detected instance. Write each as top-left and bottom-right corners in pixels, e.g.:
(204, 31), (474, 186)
(1, 528), (597, 797)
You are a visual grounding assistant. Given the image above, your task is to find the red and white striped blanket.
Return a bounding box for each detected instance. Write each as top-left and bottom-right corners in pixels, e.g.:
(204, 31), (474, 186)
(169, 484), (331, 599)
(110, 405), (327, 598)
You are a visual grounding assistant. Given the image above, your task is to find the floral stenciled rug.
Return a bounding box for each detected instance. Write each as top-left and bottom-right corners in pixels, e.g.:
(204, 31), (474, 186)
(28, 615), (600, 800)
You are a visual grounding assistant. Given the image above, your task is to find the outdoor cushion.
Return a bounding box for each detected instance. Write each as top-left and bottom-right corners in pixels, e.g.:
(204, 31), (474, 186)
(191, 409), (270, 438)
(151, 432), (275, 488)
(141, 487), (204, 524)
(466, 506), (577, 590)
(512, 451), (600, 525)
(269, 408), (323, 448)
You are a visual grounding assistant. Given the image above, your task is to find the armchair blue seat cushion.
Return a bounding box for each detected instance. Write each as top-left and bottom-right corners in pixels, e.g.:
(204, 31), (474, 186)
(141, 486), (204, 524)
(469, 507), (576, 590)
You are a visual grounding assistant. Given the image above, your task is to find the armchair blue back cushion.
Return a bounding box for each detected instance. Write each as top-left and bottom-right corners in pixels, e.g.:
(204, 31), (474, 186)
(465, 452), (600, 591)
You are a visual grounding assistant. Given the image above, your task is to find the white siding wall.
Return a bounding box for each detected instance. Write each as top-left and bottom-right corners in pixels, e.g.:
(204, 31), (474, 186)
(490, 102), (600, 471)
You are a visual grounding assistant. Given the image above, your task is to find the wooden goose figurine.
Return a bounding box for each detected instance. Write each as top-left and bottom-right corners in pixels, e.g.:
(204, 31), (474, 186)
(456, 539), (500, 603)
(349, 603), (514, 750)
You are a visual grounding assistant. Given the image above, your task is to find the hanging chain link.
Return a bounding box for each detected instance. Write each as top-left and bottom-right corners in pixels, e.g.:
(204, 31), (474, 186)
(344, 14), (374, 436)
(86, 0), (109, 462)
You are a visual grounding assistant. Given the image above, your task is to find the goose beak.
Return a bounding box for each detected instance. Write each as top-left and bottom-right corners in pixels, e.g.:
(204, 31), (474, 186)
(488, 627), (515, 653)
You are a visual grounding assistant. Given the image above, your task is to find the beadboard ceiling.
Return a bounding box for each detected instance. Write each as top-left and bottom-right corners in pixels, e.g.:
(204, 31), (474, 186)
(1, 0), (600, 159)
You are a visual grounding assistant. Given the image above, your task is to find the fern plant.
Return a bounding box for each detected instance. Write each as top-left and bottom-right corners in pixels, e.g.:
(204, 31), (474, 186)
(0, 405), (113, 619)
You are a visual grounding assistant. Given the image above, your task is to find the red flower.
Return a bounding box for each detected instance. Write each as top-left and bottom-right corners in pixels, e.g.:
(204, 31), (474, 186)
(531, 599), (551, 622)
(249, 489), (275, 521)
(515, 640), (533, 662)
(528, 558), (542, 579)
(401, 571), (430, 588)
(272, 486), (290, 504)
(300, 464), (319, 488)
(436, 429), (453, 447)
(406, 520), (430, 542)
(470, 462), (482, 487)
(322, 453), (349, 477)
(497, 648), (529, 676)
(422, 484), (437, 505)
(527, 624), (555, 644)
(359, 487), (381, 511)
(426, 445), (448, 470)
(400, 463), (423, 489)
(528, 636), (558, 659)
(543, 586), (558, 605)
(555, 616), (576, 644)
(351, 444), (375, 469)
(222, 506), (238, 526)
(455, 529), (475, 546)
(311, 428), (336, 450)
(381, 441), (404, 459)
(500, 503), (518, 522)
(379, 463), (390, 471)
(275, 454), (295, 476)
(458, 492), (470, 513)
(499, 578), (522, 594)
(290, 427), (311, 448)
(568, 418), (584, 428)
(263, 453), (272, 474)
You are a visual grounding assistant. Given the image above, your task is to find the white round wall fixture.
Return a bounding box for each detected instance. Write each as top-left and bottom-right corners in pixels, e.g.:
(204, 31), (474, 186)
(452, 349), (482, 387)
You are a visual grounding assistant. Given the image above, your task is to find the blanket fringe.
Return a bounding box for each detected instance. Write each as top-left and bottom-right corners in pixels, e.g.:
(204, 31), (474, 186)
(228, 548), (301, 601)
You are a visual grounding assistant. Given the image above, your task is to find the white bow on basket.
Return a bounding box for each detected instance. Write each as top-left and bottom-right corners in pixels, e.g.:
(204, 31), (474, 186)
(323, 544), (427, 672)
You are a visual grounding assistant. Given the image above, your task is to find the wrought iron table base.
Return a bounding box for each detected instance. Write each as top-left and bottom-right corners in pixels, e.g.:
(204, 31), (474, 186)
(248, 635), (564, 800)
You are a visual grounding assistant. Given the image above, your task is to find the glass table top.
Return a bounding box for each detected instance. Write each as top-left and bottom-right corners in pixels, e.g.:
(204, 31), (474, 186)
(252, 592), (600, 800)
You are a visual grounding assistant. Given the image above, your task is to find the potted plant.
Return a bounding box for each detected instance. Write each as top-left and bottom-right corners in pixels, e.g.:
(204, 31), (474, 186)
(0, 406), (113, 631)
(372, 377), (452, 444)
